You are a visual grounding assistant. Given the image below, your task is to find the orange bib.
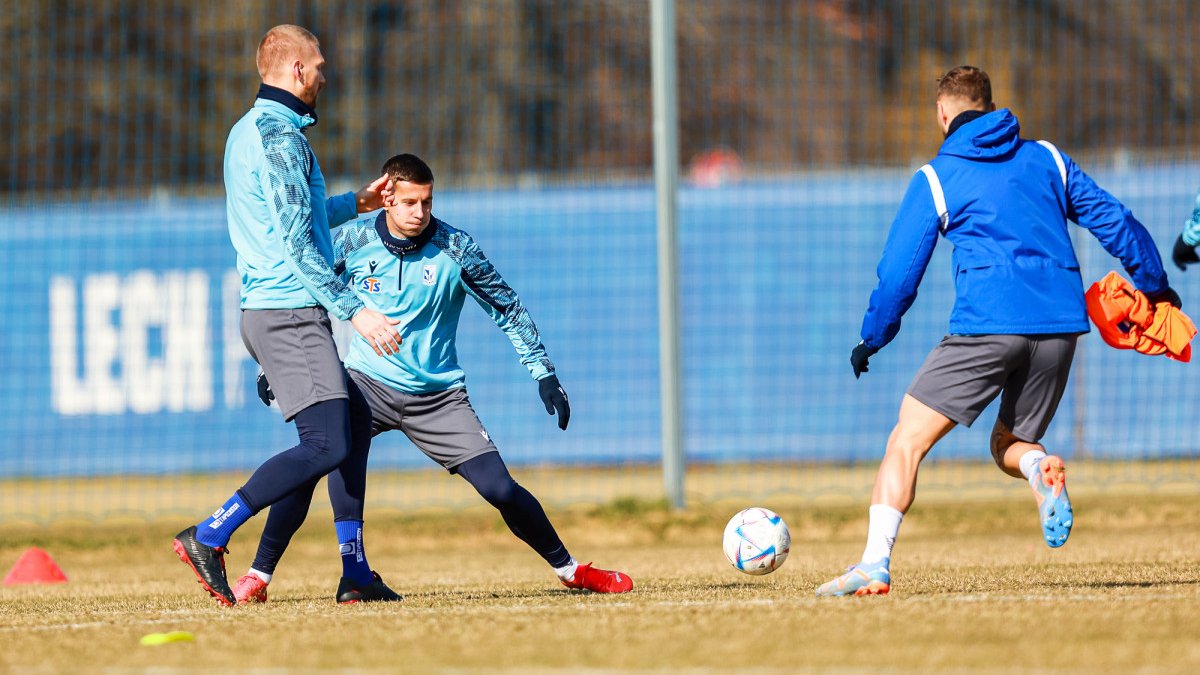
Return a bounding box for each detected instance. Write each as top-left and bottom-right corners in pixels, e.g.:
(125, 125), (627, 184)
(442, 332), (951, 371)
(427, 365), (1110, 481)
(1084, 271), (1195, 362)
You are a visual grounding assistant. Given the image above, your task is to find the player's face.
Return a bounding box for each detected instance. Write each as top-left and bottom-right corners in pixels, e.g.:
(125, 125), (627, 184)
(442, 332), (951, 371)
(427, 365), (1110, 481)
(295, 43), (327, 108)
(384, 180), (434, 239)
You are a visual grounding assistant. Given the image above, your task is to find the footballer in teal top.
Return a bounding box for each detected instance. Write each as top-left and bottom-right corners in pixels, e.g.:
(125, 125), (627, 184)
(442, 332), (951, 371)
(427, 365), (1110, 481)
(224, 89), (364, 320)
(335, 211), (555, 393)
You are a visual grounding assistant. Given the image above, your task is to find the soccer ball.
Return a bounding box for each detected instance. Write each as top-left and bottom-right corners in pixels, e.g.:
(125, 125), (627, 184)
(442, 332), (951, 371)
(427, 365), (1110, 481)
(722, 507), (791, 575)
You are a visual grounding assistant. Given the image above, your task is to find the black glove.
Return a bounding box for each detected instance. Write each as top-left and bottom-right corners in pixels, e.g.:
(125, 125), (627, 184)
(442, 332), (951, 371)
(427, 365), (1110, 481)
(1146, 286), (1183, 310)
(1172, 234), (1200, 271)
(256, 370), (275, 407)
(538, 374), (570, 430)
(850, 342), (879, 379)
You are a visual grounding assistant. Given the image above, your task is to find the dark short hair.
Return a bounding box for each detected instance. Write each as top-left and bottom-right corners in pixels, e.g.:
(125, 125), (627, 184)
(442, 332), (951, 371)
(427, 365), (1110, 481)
(381, 154), (434, 184)
(937, 65), (992, 108)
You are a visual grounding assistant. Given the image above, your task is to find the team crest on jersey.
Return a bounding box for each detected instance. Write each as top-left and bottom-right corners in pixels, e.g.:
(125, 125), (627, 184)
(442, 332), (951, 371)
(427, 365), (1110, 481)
(422, 265), (437, 286)
(361, 277), (382, 294)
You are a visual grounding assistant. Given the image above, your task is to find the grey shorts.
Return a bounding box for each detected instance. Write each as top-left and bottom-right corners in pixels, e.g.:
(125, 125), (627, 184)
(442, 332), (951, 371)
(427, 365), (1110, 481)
(348, 369), (498, 470)
(241, 307), (348, 421)
(907, 334), (1078, 442)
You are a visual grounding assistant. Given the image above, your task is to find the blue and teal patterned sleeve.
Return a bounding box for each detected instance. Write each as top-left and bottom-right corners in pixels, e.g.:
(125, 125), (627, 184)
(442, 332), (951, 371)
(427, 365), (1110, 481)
(332, 226), (349, 278)
(259, 130), (363, 320)
(1183, 189), (1200, 247)
(454, 233), (555, 380)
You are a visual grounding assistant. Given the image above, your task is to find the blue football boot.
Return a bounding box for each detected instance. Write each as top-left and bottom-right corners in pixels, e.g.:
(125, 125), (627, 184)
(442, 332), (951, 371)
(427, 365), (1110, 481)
(1032, 455), (1073, 548)
(815, 558), (891, 597)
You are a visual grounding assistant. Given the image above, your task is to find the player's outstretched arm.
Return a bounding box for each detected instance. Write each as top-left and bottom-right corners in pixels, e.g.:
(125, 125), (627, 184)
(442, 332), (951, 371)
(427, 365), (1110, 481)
(455, 233), (556, 381)
(859, 171), (944, 358)
(1061, 153), (1169, 294)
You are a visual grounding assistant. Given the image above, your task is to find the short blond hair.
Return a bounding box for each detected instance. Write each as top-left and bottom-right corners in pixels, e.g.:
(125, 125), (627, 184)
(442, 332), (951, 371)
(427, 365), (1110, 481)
(256, 25), (319, 79)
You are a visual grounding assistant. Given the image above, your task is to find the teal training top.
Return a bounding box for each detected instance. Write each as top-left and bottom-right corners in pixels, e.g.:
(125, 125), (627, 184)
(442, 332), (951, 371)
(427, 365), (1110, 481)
(224, 95), (363, 320)
(335, 213), (555, 394)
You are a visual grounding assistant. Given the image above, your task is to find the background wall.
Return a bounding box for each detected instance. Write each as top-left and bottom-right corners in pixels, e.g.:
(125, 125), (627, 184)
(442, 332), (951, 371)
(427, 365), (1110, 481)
(2, 1), (1199, 516)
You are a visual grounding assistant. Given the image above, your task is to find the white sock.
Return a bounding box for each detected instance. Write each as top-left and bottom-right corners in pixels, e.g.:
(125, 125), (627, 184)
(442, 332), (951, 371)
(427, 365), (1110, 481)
(554, 558), (579, 581)
(1019, 449), (1048, 487)
(249, 568), (272, 583)
(861, 504), (903, 564)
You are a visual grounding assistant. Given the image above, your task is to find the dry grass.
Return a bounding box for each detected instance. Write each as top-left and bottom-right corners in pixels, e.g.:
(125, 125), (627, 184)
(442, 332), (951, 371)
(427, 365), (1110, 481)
(2, 483), (1199, 673)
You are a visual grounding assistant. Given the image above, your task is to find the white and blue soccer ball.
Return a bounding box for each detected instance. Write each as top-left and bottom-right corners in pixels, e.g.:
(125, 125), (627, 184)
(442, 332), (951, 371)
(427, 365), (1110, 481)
(722, 507), (791, 575)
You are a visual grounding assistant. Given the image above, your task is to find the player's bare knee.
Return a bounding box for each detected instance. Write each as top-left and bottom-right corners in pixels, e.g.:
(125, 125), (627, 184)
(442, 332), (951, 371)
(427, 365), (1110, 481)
(886, 433), (933, 464)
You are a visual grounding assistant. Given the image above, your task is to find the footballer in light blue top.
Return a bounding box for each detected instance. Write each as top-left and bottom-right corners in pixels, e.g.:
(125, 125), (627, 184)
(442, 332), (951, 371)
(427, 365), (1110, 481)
(224, 85), (364, 320)
(334, 212), (554, 393)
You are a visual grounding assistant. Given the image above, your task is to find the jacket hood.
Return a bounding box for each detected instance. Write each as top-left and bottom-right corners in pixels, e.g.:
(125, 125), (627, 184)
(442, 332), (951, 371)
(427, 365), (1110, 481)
(938, 108), (1020, 160)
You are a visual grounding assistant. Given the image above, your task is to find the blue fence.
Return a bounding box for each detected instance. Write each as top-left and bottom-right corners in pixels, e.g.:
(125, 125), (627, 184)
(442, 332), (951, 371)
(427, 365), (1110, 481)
(2, 168), (1199, 477)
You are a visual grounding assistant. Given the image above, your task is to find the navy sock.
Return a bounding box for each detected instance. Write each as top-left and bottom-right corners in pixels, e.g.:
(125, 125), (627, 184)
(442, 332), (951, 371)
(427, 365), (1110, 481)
(455, 452), (572, 568)
(335, 519), (373, 585)
(196, 492), (253, 548)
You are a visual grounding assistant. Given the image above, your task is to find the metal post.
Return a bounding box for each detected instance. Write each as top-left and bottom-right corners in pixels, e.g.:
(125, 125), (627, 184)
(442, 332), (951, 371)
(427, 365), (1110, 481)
(650, 0), (684, 509)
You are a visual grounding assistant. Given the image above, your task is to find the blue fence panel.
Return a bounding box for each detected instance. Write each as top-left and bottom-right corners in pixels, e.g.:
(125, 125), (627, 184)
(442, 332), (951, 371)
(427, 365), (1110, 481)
(2, 168), (1198, 477)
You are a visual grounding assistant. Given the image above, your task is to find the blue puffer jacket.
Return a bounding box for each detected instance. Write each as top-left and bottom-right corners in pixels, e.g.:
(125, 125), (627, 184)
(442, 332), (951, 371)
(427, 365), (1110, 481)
(861, 109), (1169, 349)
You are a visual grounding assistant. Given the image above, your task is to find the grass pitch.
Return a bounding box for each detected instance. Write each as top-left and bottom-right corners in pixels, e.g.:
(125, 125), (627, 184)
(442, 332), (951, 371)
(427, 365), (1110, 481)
(2, 474), (1199, 673)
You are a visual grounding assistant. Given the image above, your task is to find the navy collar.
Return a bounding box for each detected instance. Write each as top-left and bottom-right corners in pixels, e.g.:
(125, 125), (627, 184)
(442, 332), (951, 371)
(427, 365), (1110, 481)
(256, 83), (318, 125)
(946, 109), (988, 139)
(374, 212), (438, 257)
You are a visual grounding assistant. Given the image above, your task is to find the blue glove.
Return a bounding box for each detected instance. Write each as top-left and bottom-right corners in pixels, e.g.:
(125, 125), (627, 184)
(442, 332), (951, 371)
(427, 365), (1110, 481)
(256, 370), (274, 407)
(538, 375), (570, 430)
(851, 342), (879, 379)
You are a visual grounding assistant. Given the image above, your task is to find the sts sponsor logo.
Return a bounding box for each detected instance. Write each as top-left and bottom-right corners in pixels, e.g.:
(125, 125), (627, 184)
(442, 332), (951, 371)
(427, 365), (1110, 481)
(360, 277), (382, 294)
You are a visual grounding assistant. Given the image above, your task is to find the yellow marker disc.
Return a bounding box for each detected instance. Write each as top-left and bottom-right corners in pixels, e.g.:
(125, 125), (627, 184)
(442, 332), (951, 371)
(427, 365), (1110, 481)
(140, 631), (195, 646)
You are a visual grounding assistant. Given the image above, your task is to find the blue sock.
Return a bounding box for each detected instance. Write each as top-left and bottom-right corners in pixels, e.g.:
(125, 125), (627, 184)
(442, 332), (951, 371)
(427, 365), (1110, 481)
(335, 520), (373, 585)
(196, 492), (253, 548)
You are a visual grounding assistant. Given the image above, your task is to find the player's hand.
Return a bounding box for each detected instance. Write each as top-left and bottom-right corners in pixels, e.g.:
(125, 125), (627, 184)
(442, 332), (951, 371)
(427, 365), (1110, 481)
(256, 370), (274, 407)
(850, 341), (879, 379)
(538, 374), (570, 430)
(1146, 286), (1183, 309)
(351, 308), (402, 356)
(1172, 234), (1200, 271)
(355, 174), (394, 213)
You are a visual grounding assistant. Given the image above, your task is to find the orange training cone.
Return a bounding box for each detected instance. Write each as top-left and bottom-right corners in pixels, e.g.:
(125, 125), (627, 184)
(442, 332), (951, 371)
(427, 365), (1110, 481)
(3, 547), (68, 585)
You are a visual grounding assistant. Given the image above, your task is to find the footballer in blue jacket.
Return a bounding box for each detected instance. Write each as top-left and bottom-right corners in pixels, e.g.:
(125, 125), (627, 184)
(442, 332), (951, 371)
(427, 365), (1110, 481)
(818, 66), (1180, 597)
(234, 154), (633, 603)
